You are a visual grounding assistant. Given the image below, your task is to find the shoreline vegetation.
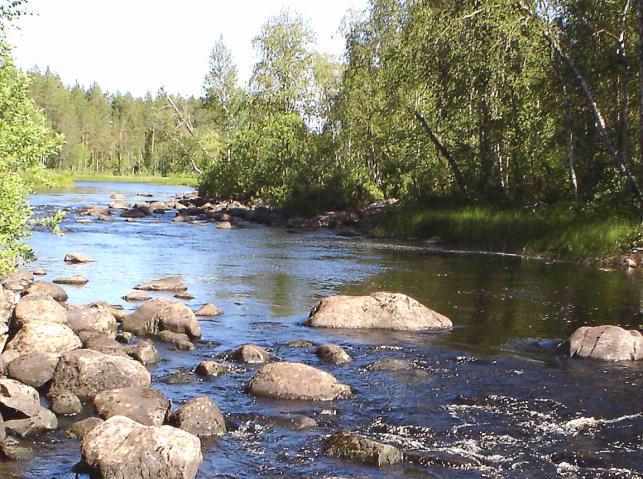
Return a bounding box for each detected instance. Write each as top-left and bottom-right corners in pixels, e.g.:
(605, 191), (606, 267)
(35, 170), (197, 189)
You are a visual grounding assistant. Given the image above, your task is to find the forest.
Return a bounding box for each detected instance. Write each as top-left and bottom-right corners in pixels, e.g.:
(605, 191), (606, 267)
(2, 0), (643, 268)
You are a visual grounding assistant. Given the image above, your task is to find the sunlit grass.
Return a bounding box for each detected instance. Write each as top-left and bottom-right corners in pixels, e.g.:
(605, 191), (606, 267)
(34, 170), (197, 188)
(368, 204), (642, 259)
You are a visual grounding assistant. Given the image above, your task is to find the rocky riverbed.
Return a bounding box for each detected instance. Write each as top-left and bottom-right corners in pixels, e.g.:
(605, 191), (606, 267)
(0, 181), (639, 478)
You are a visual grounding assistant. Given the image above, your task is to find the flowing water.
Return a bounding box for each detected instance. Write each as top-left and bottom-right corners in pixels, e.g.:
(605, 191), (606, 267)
(2, 181), (642, 478)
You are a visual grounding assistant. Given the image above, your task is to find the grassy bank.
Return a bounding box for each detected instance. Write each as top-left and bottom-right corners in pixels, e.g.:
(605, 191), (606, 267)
(367, 204), (642, 260)
(34, 170), (197, 188)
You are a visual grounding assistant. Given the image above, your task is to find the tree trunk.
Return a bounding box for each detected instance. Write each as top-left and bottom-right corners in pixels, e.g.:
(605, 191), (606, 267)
(638, 0), (643, 166)
(413, 110), (468, 197)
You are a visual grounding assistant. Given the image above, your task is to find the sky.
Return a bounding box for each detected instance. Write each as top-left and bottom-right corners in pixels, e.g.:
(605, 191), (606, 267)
(6, 0), (369, 98)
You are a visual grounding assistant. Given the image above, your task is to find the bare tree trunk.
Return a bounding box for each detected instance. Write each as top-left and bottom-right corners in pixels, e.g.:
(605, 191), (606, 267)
(561, 82), (580, 207)
(413, 110), (468, 197)
(519, 1), (643, 209)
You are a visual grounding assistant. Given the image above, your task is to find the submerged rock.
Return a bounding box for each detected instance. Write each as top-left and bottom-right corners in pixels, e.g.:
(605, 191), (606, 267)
(315, 344), (353, 365)
(81, 416), (202, 479)
(248, 362), (351, 401)
(306, 292), (452, 331)
(122, 298), (201, 339)
(93, 387), (170, 426)
(570, 325), (642, 361)
(134, 275), (187, 292)
(53, 275), (89, 285)
(158, 330), (194, 350)
(49, 349), (151, 400)
(368, 358), (417, 371)
(170, 396), (226, 437)
(322, 430), (402, 466)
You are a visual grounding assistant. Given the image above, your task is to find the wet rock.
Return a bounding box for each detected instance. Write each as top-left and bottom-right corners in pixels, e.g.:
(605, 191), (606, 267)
(284, 339), (314, 348)
(121, 208), (147, 218)
(32, 268), (47, 276)
(195, 303), (222, 317)
(170, 396), (225, 437)
(23, 281), (68, 302)
(570, 325), (643, 361)
(64, 253), (95, 264)
(232, 344), (270, 364)
(163, 371), (194, 385)
(49, 349), (151, 400)
(124, 340), (160, 365)
(134, 275), (187, 292)
(66, 304), (117, 338)
(49, 391), (82, 416)
(228, 412), (317, 431)
(4, 322), (81, 357)
(248, 362), (351, 401)
(322, 430), (402, 466)
(315, 344), (352, 365)
(122, 290), (151, 302)
(158, 330), (194, 350)
(84, 335), (127, 357)
(6, 352), (59, 389)
(93, 387), (170, 426)
(195, 360), (227, 377)
(217, 221), (232, 229)
(0, 441), (33, 460)
(53, 275), (89, 285)
(368, 359), (417, 371)
(63, 417), (103, 439)
(122, 298), (201, 339)
(404, 450), (481, 469)
(4, 407), (58, 438)
(82, 416), (202, 479)
(12, 297), (67, 329)
(306, 292), (452, 331)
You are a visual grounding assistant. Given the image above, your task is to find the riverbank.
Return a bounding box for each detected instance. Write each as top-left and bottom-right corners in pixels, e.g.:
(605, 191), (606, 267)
(362, 204), (642, 264)
(34, 170), (197, 189)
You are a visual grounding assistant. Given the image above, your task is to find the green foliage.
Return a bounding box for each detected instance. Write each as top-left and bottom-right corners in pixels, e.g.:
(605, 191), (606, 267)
(0, 39), (62, 273)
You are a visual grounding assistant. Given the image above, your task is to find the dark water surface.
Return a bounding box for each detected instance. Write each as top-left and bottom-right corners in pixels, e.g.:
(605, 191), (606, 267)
(3, 181), (641, 478)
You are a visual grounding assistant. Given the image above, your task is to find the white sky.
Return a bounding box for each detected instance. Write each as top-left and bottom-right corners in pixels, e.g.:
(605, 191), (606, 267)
(6, 0), (369, 98)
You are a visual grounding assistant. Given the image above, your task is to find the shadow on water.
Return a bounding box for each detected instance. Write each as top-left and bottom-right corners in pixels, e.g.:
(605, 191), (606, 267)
(1, 181), (640, 478)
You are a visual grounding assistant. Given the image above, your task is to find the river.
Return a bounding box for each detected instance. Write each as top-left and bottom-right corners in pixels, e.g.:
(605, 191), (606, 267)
(2, 181), (641, 478)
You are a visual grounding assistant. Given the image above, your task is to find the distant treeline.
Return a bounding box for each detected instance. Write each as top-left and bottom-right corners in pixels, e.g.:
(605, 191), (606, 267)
(29, 1), (643, 214)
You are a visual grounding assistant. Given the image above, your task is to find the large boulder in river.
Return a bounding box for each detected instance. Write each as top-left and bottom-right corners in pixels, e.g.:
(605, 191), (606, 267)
(569, 325), (643, 361)
(23, 281), (68, 302)
(134, 275), (187, 292)
(6, 352), (59, 388)
(4, 322), (81, 358)
(306, 292), (452, 331)
(322, 430), (402, 466)
(93, 387), (170, 426)
(122, 298), (201, 339)
(82, 415), (202, 479)
(170, 396), (226, 437)
(49, 349), (151, 400)
(248, 362), (351, 401)
(66, 304), (117, 339)
(12, 297), (67, 329)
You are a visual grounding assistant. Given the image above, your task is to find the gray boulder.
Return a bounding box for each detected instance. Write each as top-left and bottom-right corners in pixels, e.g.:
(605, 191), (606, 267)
(12, 297), (67, 329)
(570, 325), (642, 361)
(49, 349), (151, 400)
(64, 253), (95, 264)
(66, 304), (117, 339)
(81, 416), (202, 479)
(170, 396), (226, 437)
(53, 275), (89, 285)
(315, 344), (352, 365)
(93, 387), (170, 426)
(322, 430), (402, 466)
(231, 344), (270, 364)
(134, 276), (187, 291)
(122, 298), (201, 339)
(23, 281), (68, 302)
(4, 322), (81, 358)
(306, 292), (452, 331)
(124, 340), (160, 365)
(6, 352), (59, 388)
(248, 362), (351, 401)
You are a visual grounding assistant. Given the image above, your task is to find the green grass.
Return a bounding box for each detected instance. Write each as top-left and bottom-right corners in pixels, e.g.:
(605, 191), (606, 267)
(367, 204), (642, 260)
(34, 170), (197, 188)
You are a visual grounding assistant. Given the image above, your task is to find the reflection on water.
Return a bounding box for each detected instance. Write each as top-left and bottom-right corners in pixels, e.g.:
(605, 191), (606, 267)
(1, 181), (640, 478)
